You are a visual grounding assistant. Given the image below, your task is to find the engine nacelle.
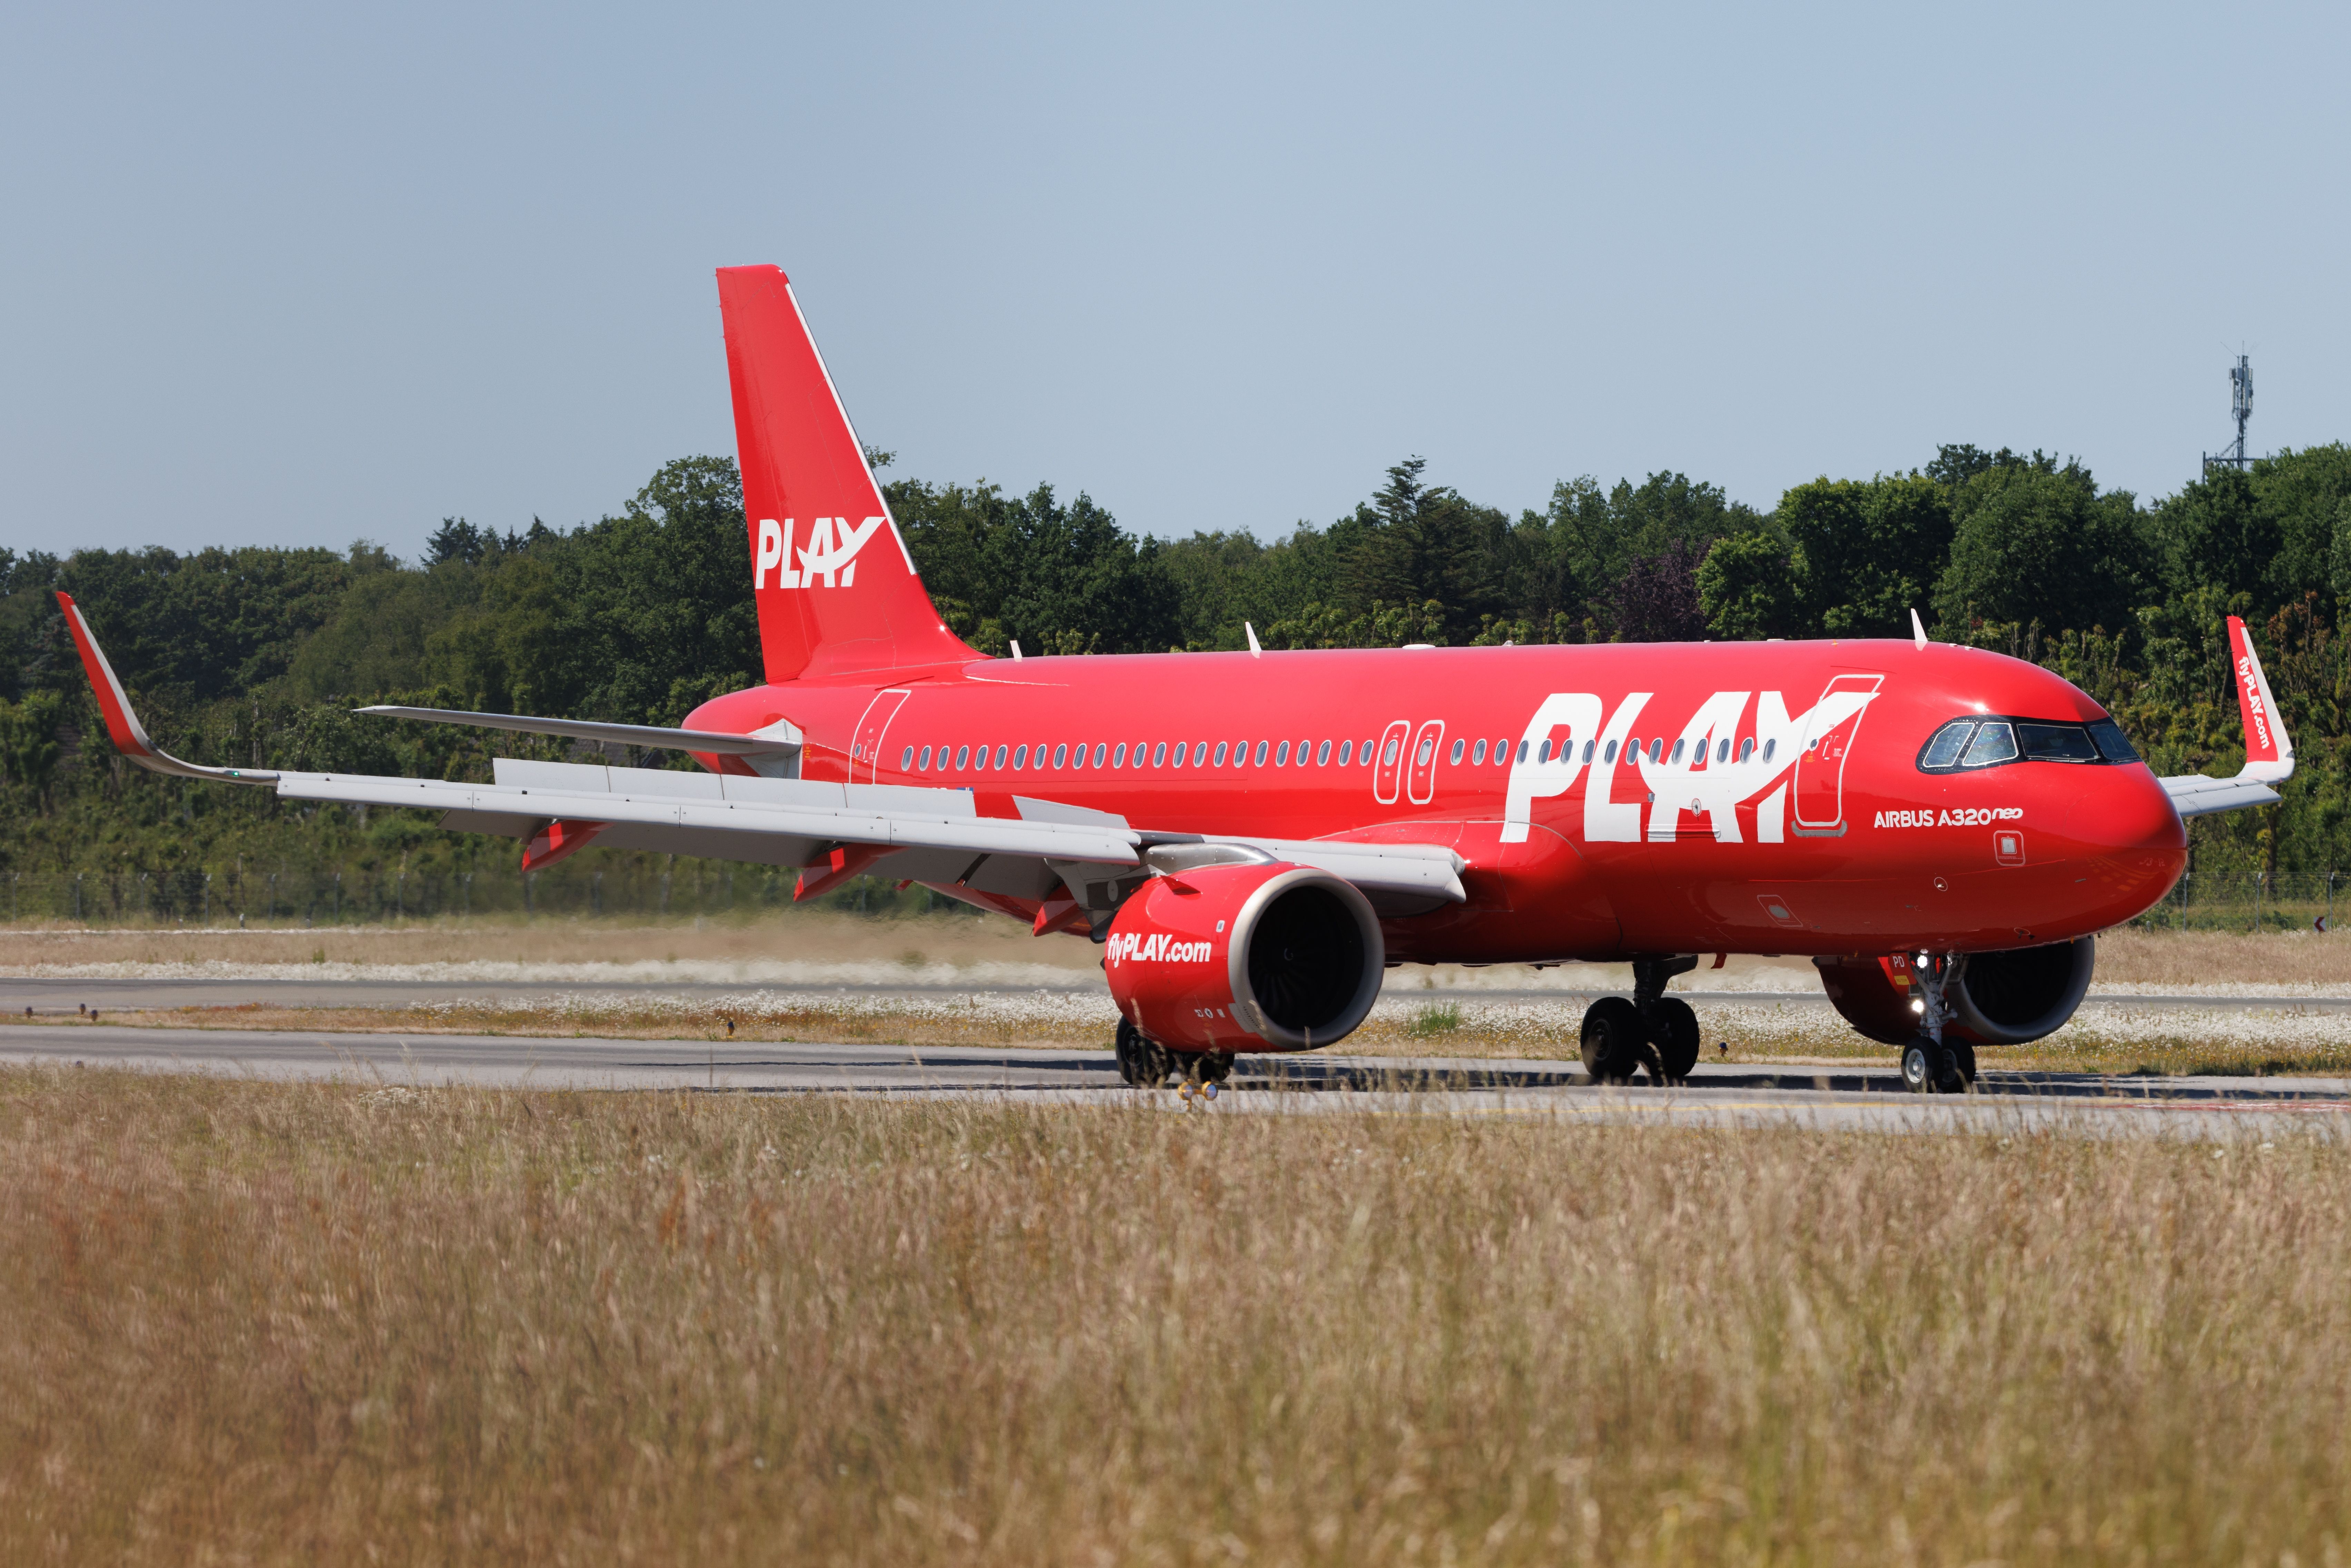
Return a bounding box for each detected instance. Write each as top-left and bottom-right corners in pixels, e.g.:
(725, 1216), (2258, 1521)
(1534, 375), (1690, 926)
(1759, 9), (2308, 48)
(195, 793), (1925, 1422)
(1105, 861), (1383, 1053)
(1816, 936), (2096, 1046)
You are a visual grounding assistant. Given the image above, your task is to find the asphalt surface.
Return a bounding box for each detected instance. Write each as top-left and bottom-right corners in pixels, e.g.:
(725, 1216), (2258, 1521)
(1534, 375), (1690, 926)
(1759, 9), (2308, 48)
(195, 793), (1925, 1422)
(6, 1020), (2348, 1140)
(9, 976), (2351, 1014)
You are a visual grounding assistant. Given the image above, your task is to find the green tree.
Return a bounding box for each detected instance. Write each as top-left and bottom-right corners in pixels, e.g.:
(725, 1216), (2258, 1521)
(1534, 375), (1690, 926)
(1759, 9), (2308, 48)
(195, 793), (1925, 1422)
(1698, 530), (1799, 639)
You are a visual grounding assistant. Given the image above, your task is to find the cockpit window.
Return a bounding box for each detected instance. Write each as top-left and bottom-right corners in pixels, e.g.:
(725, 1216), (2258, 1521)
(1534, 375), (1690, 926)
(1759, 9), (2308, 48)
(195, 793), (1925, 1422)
(2017, 722), (2099, 763)
(1918, 714), (2138, 773)
(2088, 719), (2139, 763)
(1919, 719), (1974, 770)
(1961, 721), (2018, 767)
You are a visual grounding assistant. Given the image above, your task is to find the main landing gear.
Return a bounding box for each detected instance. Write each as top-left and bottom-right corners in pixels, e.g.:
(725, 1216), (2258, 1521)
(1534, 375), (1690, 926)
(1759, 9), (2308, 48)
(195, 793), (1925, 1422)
(1580, 956), (1703, 1085)
(1114, 1019), (1233, 1101)
(1900, 952), (1978, 1094)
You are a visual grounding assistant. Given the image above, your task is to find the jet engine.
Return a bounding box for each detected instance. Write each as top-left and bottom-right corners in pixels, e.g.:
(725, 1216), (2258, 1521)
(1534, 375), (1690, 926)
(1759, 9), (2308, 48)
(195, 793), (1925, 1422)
(1816, 936), (2096, 1046)
(1105, 860), (1383, 1054)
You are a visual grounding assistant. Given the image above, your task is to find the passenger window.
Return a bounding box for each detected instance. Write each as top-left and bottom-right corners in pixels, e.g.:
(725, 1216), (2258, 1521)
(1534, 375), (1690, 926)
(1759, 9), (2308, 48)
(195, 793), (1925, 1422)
(1581, 740), (1594, 763)
(1473, 739), (1487, 765)
(1293, 739), (1307, 765)
(1213, 741), (1229, 766)
(1715, 738), (1729, 763)
(1738, 738), (1753, 762)
(2089, 719), (2139, 764)
(1093, 743), (1108, 768)
(1961, 721), (2018, 767)
(1648, 739), (1663, 763)
(900, 746), (913, 771)
(1052, 743), (1068, 769)
(993, 744), (1007, 768)
(1603, 740), (1618, 763)
(1670, 739), (1685, 763)
(1193, 743), (1208, 766)
(1316, 739), (1331, 765)
(2018, 722), (2098, 763)
(1111, 742), (1126, 767)
(955, 745), (971, 769)
(1538, 739), (1552, 763)
(1151, 742), (1167, 767)
(919, 745), (934, 771)
(1449, 738), (1465, 763)
(1013, 744), (1028, 769)
(1381, 738), (1399, 767)
(1918, 720), (1975, 771)
(1337, 740), (1351, 766)
(1762, 740), (1775, 762)
(1254, 740), (1269, 766)
(1276, 741), (1290, 766)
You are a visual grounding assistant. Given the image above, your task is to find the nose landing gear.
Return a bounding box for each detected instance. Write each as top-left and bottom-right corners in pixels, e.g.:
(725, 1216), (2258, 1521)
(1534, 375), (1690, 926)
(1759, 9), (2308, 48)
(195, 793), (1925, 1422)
(1901, 953), (1977, 1094)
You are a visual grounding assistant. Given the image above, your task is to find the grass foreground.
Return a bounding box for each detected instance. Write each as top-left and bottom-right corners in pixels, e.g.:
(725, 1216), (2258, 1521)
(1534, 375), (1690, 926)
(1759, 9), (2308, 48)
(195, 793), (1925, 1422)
(5, 1068), (2350, 1564)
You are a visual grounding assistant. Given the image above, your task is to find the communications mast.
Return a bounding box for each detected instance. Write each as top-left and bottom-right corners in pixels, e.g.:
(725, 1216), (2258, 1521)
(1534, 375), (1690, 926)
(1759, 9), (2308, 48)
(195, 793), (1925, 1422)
(2204, 354), (2253, 471)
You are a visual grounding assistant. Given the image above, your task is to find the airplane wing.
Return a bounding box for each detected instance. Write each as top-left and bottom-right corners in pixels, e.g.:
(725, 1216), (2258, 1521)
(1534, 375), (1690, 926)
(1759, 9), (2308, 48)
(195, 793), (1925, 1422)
(2158, 614), (2294, 818)
(54, 592), (1466, 917)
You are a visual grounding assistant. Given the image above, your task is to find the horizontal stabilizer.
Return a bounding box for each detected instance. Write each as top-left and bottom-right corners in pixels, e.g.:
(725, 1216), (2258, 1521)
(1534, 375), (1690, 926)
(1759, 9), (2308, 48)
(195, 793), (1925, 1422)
(355, 705), (799, 757)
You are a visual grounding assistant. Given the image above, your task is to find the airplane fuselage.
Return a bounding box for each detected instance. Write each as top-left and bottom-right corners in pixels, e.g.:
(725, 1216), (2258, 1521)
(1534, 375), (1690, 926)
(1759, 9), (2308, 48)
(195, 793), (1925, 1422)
(686, 636), (2187, 964)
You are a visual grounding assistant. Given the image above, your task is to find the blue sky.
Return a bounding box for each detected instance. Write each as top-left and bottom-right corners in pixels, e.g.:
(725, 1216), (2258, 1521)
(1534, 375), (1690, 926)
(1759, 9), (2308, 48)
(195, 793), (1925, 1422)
(2, 1), (2344, 559)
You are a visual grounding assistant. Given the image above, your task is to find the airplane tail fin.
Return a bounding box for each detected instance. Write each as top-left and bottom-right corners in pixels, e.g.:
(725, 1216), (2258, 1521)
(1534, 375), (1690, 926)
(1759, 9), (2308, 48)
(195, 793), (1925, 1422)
(2227, 613), (2293, 782)
(716, 266), (980, 683)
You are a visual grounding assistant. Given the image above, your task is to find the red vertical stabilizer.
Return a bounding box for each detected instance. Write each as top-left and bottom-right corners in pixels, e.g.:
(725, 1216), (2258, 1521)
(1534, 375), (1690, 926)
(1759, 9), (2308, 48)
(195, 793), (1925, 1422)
(716, 265), (981, 683)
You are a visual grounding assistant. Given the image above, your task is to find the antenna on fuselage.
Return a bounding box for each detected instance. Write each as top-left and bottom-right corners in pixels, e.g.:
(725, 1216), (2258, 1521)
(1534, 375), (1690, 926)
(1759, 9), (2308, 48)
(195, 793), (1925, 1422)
(2203, 352), (2254, 472)
(1245, 622), (1262, 659)
(1910, 608), (1929, 651)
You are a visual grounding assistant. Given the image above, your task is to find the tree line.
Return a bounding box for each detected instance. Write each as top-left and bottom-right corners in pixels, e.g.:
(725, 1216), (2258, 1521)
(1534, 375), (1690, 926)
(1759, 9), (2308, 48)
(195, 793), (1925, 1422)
(3, 439), (2348, 904)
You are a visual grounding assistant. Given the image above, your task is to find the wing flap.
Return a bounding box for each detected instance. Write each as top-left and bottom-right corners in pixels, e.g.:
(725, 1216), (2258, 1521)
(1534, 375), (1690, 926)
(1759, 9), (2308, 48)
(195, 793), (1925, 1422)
(276, 771), (1143, 866)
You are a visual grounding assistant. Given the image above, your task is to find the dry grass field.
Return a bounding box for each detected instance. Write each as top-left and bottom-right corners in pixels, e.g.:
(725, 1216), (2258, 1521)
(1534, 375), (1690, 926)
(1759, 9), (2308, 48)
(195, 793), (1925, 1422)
(4, 1067), (2349, 1565)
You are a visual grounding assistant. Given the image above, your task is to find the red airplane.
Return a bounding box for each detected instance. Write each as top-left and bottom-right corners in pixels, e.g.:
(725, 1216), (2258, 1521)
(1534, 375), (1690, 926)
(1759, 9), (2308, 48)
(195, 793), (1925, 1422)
(58, 265), (2293, 1096)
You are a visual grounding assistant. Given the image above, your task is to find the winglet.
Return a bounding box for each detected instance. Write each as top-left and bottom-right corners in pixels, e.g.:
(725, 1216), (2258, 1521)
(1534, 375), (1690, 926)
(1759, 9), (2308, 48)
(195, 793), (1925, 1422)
(1910, 608), (1928, 651)
(2227, 614), (2293, 783)
(53, 592), (276, 784)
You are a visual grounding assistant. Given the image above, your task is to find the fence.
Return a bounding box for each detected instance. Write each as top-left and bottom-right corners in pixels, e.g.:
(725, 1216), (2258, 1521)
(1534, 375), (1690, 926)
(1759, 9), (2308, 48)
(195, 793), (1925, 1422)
(0, 850), (947, 929)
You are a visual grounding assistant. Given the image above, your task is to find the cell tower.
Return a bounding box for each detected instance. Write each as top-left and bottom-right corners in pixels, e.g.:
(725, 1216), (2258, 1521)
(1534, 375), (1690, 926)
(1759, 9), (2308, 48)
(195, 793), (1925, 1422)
(2203, 353), (2253, 471)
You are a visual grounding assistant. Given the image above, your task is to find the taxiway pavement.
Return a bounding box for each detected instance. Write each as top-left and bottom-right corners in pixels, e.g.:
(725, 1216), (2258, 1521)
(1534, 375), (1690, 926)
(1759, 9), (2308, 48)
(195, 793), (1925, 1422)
(5, 1020), (2346, 1141)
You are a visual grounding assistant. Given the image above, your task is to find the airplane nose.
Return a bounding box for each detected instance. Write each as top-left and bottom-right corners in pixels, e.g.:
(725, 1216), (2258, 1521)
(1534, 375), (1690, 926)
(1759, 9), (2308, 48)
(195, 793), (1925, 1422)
(2067, 767), (2188, 904)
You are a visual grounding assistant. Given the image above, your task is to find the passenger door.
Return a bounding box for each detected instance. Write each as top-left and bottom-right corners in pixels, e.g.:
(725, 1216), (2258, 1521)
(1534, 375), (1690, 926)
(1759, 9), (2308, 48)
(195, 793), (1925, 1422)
(849, 689), (913, 783)
(1793, 673), (1881, 835)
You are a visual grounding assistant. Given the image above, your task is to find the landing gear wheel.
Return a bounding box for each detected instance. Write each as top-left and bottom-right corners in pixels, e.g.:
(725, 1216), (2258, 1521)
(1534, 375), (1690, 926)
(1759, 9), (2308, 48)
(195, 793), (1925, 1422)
(1199, 1052), (1235, 1085)
(1900, 1037), (1977, 1094)
(1581, 997), (1651, 1084)
(1115, 1018), (1171, 1087)
(1901, 1039), (1935, 1094)
(1650, 997), (1701, 1083)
